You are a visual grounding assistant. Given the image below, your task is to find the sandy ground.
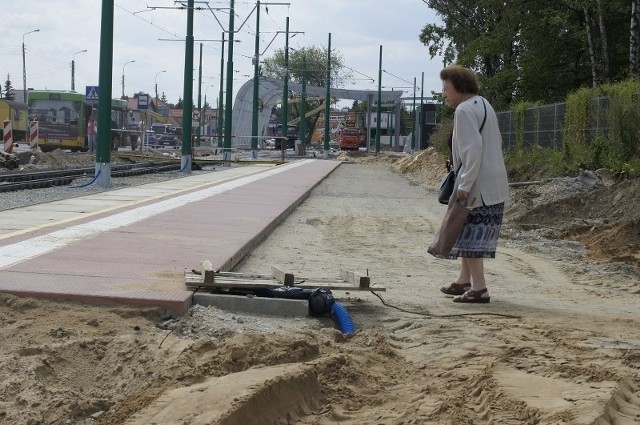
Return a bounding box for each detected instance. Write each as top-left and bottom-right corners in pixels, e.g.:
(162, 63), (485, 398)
(1, 149), (639, 424)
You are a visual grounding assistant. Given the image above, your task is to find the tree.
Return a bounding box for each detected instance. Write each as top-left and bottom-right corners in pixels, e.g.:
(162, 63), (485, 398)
(631, 0), (640, 74)
(4, 74), (15, 100)
(419, 0), (523, 108)
(419, 0), (630, 108)
(261, 45), (352, 88)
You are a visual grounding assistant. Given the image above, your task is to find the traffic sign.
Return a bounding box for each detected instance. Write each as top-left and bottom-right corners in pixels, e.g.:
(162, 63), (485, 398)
(85, 86), (99, 101)
(137, 94), (149, 110)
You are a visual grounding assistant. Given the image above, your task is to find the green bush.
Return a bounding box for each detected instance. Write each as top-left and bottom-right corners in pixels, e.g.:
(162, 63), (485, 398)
(564, 80), (640, 174)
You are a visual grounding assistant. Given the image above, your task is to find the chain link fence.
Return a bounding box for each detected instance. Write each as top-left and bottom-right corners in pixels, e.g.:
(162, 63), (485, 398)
(497, 102), (567, 150)
(495, 96), (620, 151)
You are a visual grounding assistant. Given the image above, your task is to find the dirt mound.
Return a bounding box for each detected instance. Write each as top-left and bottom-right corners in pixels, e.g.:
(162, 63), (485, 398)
(343, 148), (449, 189)
(390, 147), (448, 188)
(505, 170), (640, 270)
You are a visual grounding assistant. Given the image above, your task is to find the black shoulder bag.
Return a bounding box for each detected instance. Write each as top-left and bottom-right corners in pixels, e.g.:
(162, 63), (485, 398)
(437, 99), (487, 205)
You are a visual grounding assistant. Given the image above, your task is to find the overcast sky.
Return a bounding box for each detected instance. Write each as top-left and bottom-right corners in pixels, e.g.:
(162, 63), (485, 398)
(1, 0), (443, 107)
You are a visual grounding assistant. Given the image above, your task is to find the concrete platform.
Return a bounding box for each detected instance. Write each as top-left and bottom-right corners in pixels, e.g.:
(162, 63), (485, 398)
(193, 293), (310, 317)
(0, 159), (341, 314)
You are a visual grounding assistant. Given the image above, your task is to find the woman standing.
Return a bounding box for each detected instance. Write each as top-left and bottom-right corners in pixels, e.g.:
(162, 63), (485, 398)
(87, 116), (97, 153)
(433, 65), (509, 303)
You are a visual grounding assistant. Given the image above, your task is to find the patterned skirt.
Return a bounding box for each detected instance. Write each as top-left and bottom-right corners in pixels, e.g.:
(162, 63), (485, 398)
(449, 202), (505, 259)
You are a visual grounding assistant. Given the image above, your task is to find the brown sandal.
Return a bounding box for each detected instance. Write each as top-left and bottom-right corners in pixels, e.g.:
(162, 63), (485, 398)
(440, 282), (471, 296)
(452, 288), (490, 303)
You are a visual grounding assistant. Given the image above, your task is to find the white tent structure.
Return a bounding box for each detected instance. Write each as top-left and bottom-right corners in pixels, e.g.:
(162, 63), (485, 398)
(231, 77), (404, 148)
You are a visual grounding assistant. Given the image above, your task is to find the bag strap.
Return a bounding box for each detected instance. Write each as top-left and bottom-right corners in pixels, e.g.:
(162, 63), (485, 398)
(479, 98), (487, 133)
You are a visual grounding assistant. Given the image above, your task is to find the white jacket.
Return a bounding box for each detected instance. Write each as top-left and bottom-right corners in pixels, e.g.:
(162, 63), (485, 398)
(452, 96), (509, 209)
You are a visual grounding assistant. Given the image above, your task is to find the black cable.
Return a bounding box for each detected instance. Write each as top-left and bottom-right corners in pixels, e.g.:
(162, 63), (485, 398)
(370, 291), (521, 319)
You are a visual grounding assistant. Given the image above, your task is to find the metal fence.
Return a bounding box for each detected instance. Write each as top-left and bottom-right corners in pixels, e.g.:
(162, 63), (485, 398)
(497, 102), (566, 150)
(496, 96), (621, 151)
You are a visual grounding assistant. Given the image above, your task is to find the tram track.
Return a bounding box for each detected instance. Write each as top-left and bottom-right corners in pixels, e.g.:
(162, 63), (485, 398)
(0, 161), (181, 193)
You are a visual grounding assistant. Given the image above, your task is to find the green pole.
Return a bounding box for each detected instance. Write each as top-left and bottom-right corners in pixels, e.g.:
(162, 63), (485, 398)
(218, 32), (225, 148)
(223, 0), (235, 161)
(300, 55), (306, 147)
(376, 45), (382, 154)
(281, 17), (289, 158)
(323, 33), (331, 158)
(419, 71), (424, 149)
(251, 0), (260, 158)
(196, 42), (203, 147)
(411, 76), (416, 151)
(96, 0), (114, 188)
(180, 0), (194, 172)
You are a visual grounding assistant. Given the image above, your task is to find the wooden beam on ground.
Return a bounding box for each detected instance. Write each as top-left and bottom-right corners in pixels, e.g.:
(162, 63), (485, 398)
(340, 270), (370, 289)
(201, 260), (215, 284)
(271, 266), (295, 286)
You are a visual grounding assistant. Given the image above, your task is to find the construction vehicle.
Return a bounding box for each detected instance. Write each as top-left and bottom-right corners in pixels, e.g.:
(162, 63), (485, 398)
(339, 128), (360, 151)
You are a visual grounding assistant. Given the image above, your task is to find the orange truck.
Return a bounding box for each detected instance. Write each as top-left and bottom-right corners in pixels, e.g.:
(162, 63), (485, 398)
(339, 128), (360, 151)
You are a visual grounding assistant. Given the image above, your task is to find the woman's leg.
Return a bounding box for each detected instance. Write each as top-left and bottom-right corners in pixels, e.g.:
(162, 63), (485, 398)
(452, 257), (490, 302)
(466, 257), (487, 291)
(457, 258), (471, 284)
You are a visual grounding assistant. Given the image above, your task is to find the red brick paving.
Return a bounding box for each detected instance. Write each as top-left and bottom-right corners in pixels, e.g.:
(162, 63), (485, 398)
(0, 160), (340, 314)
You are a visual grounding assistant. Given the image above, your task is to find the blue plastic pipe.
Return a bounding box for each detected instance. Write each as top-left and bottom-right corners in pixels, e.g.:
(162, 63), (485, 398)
(331, 302), (356, 334)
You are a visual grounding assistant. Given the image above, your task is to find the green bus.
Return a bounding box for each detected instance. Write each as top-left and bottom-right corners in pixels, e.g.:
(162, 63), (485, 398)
(28, 90), (88, 152)
(28, 90), (130, 152)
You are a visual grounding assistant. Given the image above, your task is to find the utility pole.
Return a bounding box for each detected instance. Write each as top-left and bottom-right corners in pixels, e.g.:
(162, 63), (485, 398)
(376, 45), (382, 154)
(196, 42), (203, 147)
(251, 0), (261, 159)
(223, 0), (235, 162)
(411, 77), (416, 152)
(250, 2), (293, 158)
(323, 33), (331, 159)
(181, 0), (195, 172)
(155, 70), (166, 101)
(71, 49), (87, 91)
(218, 32), (225, 148)
(300, 55), (307, 147)
(22, 29), (40, 103)
(419, 72), (424, 149)
(280, 17), (290, 161)
(121, 60), (135, 99)
(96, 1), (114, 187)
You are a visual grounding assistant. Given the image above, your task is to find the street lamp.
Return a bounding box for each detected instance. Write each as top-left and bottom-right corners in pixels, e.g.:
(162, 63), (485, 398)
(121, 60), (135, 99)
(155, 70), (166, 100)
(71, 49), (87, 91)
(22, 28), (40, 103)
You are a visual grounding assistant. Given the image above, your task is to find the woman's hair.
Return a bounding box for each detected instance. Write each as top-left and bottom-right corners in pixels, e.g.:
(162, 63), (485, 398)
(440, 65), (479, 94)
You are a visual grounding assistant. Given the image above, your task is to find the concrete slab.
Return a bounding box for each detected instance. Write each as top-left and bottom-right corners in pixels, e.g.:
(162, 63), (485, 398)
(0, 164), (275, 239)
(0, 159), (341, 314)
(193, 293), (310, 317)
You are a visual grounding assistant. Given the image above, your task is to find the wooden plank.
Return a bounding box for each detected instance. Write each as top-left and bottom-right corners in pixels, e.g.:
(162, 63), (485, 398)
(184, 272), (385, 292)
(340, 270), (370, 289)
(271, 266), (295, 286)
(201, 260), (215, 284)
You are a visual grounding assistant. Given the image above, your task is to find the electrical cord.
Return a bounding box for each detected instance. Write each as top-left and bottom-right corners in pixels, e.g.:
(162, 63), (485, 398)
(370, 290), (521, 319)
(69, 169), (101, 188)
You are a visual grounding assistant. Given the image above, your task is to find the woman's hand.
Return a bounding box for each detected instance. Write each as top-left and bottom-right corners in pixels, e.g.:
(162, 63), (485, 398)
(457, 189), (469, 202)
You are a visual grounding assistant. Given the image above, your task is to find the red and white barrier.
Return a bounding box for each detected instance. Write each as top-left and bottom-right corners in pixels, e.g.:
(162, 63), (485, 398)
(3, 120), (13, 153)
(29, 120), (39, 149)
